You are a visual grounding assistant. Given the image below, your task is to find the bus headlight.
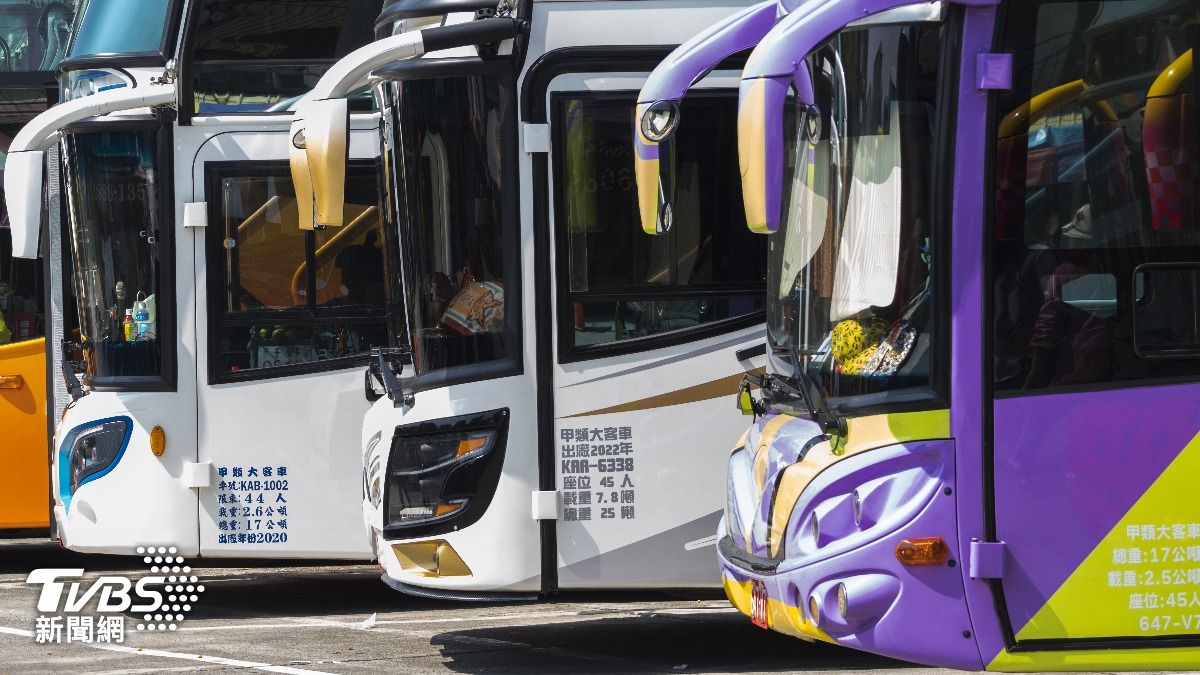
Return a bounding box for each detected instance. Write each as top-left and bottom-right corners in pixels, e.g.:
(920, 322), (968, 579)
(65, 419), (131, 494)
(640, 100), (681, 142)
(383, 410), (509, 532)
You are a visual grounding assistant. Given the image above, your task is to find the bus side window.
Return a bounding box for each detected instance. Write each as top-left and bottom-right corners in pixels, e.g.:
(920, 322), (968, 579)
(554, 92), (766, 356)
(991, 0), (1200, 393)
(0, 244), (43, 346)
(207, 162), (388, 380)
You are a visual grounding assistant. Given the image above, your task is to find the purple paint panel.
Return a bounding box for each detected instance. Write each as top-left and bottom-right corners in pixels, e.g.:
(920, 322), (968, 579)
(993, 382), (1200, 634)
(720, 440), (983, 670)
(950, 4), (1001, 664)
(975, 52), (1012, 90)
(637, 0), (779, 105)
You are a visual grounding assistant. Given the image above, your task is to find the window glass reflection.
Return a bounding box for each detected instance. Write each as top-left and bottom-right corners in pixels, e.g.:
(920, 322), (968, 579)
(190, 0), (381, 113)
(768, 23), (944, 398)
(211, 164), (388, 377)
(557, 93), (766, 349)
(992, 1), (1200, 392)
(0, 0), (78, 71)
(68, 0), (169, 60)
(62, 129), (167, 380)
(0, 116), (48, 345)
(389, 74), (512, 375)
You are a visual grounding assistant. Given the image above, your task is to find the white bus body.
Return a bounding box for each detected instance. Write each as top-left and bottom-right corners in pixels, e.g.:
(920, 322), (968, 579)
(12, 0), (394, 558)
(302, 0), (769, 595)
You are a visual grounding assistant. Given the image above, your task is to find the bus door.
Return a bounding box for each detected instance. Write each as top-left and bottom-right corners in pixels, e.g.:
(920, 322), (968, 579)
(988, 0), (1200, 648)
(540, 69), (768, 588)
(0, 247), (47, 529)
(189, 126), (384, 558)
(1, 181), (46, 530)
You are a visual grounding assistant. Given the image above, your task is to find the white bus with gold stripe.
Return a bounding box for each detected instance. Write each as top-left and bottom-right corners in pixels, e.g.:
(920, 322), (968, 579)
(294, 0), (770, 595)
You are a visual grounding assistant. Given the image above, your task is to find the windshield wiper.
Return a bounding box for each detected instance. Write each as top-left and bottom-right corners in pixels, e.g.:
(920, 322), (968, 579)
(754, 345), (844, 435)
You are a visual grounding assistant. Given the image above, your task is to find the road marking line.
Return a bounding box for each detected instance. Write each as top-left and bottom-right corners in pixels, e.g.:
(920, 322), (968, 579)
(0, 625), (334, 675)
(82, 665), (226, 675)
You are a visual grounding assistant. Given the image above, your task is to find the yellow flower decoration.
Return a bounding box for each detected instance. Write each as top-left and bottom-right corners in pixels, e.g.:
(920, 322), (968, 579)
(830, 317), (887, 374)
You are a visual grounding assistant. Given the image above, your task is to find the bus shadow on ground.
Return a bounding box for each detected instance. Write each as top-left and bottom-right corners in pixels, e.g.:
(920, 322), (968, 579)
(184, 569), (533, 621)
(0, 540), (145, 574)
(429, 613), (913, 674)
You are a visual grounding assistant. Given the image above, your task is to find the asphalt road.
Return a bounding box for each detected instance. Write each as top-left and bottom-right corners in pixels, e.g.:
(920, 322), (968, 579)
(0, 538), (1067, 674)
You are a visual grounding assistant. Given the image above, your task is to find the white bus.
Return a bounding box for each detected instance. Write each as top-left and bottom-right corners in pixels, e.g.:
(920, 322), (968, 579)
(294, 0), (769, 595)
(7, 0), (403, 558)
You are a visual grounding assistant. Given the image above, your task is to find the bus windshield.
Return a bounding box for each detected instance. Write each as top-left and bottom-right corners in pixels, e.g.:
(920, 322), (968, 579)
(767, 22), (943, 401)
(61, 128), (169, 383)
(67, 0), (174, 60)
(380, 68), (517, 383)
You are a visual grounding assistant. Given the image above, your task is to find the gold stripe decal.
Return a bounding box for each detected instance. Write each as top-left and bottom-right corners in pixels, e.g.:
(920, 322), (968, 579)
(565, 368), (764, 418)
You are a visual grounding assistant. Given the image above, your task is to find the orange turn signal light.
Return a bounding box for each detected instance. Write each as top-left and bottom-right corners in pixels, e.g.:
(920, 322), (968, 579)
(149, 426), (167, 457)
(456, 437), (487, 457)
(895, 537), (949, 566)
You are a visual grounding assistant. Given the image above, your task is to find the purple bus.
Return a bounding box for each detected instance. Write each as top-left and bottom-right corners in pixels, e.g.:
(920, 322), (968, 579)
(636, 0), (1200, 669)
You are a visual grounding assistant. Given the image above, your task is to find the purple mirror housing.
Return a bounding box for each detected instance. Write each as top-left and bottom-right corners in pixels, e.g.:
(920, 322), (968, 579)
(634, 0), (779, 235)
(737, 0), (999, 234)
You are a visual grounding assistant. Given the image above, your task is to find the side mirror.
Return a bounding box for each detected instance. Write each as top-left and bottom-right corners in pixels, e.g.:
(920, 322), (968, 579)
(289, 98), (348, 230)
(736, 376), (761, 417)
(737, 387), (756, 416)
(5, 150), (45, 258)
(369, 347), (416, 408)
(364, 367), (386, 402)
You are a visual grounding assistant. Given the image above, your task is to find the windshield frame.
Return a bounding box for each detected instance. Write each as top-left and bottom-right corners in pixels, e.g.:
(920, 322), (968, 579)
(59, 114), (177, 392)
(375, 57), (524, 393)
(764, 16), (956, 418)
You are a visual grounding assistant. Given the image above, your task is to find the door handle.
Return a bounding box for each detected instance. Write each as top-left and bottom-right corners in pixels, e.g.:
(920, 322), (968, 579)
(0, 374), (24, 389)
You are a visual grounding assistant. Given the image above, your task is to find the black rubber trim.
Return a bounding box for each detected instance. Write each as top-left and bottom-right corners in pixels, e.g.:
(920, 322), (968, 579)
(718, 535), (780, 575)
(531, 139), (558, 595)
(380, 573), (538, 602)
(736, 343), (767, 361)
(373, 56), (488, 81)
(1008, 635), (1200, 653)
(420, 17), (522, 54)
(57, 55), (166, 73)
